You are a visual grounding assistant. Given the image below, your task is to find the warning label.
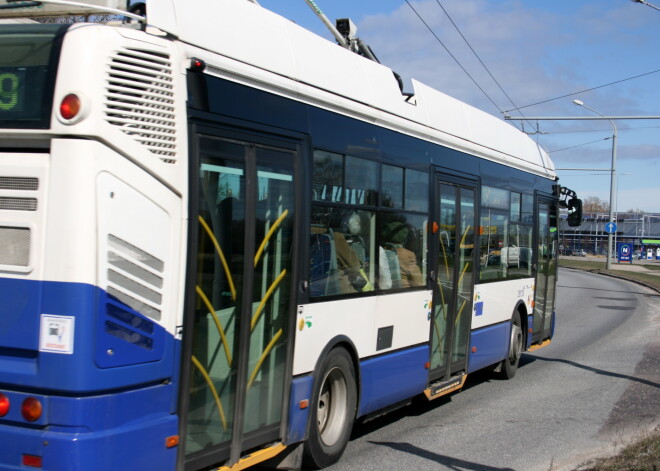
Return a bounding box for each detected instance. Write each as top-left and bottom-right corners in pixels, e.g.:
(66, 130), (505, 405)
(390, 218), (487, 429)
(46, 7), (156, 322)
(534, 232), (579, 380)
(39, 314), (75, 354)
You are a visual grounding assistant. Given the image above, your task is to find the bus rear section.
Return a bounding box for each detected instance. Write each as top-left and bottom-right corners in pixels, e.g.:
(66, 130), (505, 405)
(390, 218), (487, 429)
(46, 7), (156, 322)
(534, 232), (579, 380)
(0, 23), (186, 471)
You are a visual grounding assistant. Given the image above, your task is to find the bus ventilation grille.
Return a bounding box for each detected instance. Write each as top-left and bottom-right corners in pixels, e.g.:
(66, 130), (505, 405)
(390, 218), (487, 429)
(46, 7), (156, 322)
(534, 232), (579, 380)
(106, 234), (164, 321)
(105, 47), (177, 164)
(0, 177), (38, 268)
(0, 226), (30, 267)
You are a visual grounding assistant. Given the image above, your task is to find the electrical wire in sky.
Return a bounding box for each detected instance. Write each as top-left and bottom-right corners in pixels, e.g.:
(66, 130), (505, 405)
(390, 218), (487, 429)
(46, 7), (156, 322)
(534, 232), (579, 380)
(548, 137), (611, 154)
(504, 68), (660, 113)
(404, 0), (505, 117)
(433, 0), (531, 126)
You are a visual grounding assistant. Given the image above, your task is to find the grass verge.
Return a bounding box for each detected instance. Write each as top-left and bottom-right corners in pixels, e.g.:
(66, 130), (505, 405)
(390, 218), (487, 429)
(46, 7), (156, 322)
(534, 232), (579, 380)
(558, 258), (660, 292)
(573, 427), (660, 471)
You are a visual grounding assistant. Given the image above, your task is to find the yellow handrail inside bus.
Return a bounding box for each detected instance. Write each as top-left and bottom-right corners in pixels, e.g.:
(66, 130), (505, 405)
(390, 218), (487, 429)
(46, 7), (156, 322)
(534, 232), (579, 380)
(439, 232), (450, 280)
(251, 269), (287, 331)
(254, 209), (289, 268)
(196, 285), (233, 367)
(247, 328), (283, 389)
(191, 355), (228, 431)
(198, 215), (237, 302)
(432, 316), (444, 360)
(455, 299), (468, 324)
(459, 224), (471, 249)
(457, 262), (470, 290)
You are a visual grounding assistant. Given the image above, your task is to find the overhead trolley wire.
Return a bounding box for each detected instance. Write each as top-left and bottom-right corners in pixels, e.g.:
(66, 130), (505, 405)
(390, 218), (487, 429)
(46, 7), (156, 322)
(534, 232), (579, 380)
(433, 0), (531, 127)
(503, 68), (660, 113)
(404, 0), (505, 117)
(548, 137), (611, 154)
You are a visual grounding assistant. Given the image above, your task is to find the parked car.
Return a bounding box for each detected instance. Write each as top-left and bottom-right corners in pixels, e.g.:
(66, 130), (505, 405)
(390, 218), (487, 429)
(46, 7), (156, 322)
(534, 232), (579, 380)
(571, 249), (587, 257)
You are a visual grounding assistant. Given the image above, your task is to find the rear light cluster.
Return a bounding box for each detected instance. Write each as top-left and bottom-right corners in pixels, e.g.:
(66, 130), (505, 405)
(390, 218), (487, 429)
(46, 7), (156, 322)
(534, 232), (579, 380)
(0, 393), (9, 417)
(0, 393), (43, 422)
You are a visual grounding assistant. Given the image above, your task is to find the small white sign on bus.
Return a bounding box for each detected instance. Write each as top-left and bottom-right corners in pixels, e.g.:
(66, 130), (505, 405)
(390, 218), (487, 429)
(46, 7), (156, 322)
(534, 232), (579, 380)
(0, 0), (127, 18)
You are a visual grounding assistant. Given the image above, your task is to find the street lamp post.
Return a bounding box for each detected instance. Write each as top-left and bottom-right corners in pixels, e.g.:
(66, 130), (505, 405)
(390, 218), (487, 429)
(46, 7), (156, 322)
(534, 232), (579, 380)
(572, 100), (617, 270)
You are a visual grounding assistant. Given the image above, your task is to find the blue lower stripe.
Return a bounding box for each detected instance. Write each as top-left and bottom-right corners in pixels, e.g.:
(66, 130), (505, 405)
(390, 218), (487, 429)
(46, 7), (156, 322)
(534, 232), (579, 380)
(468, 323), (509, 373)
(358, 345), (429, 417)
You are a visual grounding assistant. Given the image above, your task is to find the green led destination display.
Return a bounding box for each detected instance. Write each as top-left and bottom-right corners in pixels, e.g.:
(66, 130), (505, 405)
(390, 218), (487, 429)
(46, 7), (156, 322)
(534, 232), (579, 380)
(0, 24), (67, 128)
(0, 67), (27, 115)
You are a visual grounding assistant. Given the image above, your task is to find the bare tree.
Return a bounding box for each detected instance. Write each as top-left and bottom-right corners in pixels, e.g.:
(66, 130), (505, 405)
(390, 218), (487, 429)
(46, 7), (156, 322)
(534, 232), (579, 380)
(582, 196), (610, 213)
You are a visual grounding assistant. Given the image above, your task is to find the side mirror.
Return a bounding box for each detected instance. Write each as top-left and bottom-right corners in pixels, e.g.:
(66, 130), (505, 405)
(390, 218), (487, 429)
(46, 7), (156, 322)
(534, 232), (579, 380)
(567, 198), (582, 227)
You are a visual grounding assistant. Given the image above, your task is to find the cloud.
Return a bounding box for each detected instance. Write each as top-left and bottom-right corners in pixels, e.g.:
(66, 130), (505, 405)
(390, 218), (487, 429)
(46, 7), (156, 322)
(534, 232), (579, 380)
(356, 0), (660, 120)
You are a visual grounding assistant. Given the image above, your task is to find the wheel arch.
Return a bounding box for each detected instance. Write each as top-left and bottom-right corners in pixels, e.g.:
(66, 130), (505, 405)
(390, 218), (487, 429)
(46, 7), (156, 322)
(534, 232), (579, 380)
(310, 335), (362, 417)
(513, 299), (529, 350)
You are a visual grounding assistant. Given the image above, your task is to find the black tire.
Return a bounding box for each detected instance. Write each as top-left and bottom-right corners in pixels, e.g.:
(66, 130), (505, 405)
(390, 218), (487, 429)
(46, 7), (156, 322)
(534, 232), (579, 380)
(303, 348), (357, 469)
(499, 311), (523, 379)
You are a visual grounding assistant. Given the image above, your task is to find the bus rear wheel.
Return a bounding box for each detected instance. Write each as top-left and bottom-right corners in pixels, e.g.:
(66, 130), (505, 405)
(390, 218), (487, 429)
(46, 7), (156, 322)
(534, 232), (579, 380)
(499, 311), (523, 379)
(303, 347), (357, 469)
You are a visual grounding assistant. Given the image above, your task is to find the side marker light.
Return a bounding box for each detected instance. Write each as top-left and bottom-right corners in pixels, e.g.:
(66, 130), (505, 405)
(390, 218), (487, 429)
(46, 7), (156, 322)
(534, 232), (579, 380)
(165, 435), (179, 448)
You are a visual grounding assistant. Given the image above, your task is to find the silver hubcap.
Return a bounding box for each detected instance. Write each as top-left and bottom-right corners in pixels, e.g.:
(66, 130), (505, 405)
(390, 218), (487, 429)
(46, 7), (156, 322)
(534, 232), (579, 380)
(509, 323), (523, 361)
(317, 367), (348, 446)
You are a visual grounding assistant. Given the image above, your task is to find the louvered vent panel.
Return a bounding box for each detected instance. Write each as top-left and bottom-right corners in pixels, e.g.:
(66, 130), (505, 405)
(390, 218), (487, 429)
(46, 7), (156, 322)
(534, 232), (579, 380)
(0, 226), (30, 266)
(105, 48), (177, 164)
(106, 234), (164, 321)
(0, 197), (37, 211)
(0, 177), (39, 191)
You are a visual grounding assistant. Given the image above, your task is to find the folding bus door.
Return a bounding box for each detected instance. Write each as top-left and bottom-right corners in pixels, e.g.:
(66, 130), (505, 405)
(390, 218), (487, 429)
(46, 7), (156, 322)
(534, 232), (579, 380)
(429, 177), (477, 382)
(181, 125), (300, 470)
(532, 197), (558, 344)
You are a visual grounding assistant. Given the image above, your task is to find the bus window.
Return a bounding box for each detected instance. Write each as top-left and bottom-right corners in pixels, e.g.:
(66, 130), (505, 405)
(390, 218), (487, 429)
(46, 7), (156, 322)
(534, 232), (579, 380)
(379, 213), (426, 290)
(310, 207), (376, 297)
(312, 150), (343, 202)
(381, 164), (403, 209)
(345, 156), (377, 206)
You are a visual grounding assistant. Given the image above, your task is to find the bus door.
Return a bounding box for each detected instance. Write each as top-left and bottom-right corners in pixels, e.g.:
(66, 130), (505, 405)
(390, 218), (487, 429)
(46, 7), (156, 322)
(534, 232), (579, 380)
(532, 197), (558, 344)
(181, 125), (301, 470)
(429, 177), (477, 382)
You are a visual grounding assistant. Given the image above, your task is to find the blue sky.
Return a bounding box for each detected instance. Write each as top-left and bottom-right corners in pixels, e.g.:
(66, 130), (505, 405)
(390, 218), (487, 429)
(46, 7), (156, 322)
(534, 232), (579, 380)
(259, 0), (660, 213)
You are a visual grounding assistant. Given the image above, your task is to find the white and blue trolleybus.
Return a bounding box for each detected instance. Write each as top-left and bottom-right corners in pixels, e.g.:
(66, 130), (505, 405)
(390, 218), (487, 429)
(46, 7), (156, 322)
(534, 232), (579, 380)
(0, 1), (582, 469)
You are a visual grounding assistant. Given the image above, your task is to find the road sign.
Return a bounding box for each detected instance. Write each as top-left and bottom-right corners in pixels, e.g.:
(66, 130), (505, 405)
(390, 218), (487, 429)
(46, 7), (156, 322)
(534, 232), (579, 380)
(604, 222), (617, 234)
(617, 243), (632, 263)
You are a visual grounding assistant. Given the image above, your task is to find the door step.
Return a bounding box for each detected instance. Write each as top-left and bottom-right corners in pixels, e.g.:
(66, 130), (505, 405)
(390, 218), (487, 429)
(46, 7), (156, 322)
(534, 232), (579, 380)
(423, 374), (467, 401)
(528, 338), (552, 352)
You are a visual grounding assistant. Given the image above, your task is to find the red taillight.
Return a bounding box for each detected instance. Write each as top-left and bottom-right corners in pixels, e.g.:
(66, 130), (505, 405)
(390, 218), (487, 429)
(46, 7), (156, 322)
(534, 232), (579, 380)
(0, 393), (9, 417)
(22, 454), (42, 468)
(21, 397), (42, 422)
(59, 93), (81, 120)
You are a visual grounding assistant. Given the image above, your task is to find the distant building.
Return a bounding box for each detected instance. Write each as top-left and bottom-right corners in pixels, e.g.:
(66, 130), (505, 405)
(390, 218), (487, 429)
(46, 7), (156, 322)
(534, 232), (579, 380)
(559, 211), (660, 256)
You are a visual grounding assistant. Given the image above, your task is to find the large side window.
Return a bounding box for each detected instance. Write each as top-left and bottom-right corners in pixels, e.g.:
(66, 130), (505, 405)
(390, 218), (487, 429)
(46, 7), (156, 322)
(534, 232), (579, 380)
(479, 186), (534, 282)
(310, 151), (377, 298)
(309, 151), (428, 298)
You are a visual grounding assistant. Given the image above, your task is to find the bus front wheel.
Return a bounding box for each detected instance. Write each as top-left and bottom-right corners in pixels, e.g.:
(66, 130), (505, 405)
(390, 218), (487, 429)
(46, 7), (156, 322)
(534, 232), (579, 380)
(303, 347), (357, 469)
(499, 311), (523, 379)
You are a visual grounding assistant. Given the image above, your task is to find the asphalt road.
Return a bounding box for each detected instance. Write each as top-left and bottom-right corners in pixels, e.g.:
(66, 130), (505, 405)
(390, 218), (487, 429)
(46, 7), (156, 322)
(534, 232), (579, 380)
(323, 268), (660, 471)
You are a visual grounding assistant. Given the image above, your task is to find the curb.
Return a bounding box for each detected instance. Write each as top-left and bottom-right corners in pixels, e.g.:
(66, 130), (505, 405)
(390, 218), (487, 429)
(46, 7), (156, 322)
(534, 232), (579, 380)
(560, 265), (660, 294)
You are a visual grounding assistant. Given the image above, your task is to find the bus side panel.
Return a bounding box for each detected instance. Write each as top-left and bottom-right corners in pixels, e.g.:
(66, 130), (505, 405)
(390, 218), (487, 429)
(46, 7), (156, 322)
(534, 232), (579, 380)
(467, 322), (509, 373)
(357, 345), (429, 417)
(526, 313), (534, 349)
(293, 291), (432, 376)
(471, 279), (534, 330)
(286, 376), (314, 444)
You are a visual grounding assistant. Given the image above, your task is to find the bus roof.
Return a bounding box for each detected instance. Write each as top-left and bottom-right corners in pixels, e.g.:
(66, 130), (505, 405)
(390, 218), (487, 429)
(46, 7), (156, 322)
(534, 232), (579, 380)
(145, 0), (555, 178)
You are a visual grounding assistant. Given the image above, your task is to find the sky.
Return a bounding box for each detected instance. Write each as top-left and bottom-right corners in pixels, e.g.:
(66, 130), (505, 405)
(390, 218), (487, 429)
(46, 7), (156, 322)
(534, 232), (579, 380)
(258, 0), (660, 214)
